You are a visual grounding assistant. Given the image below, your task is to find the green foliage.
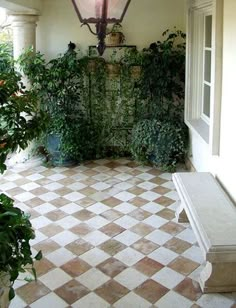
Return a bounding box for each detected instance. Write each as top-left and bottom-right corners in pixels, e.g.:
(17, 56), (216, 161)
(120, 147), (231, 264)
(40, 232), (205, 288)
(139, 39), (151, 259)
(141, 28), (186, 120)
(0, 194), (42, 300)
(0, 43), (44, 300)
(0, 44), (48, 173)
(18, 48), (90, 163)
(130, 119), (161, 162)
(131, 119), (188, 171)
(130, 29), (188, 170)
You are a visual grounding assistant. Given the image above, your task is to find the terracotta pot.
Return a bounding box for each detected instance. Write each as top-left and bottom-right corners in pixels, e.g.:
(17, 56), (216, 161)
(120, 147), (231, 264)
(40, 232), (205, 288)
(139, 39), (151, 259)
(130, 65), (142, 79)
(0, 142), (7, 149)
(107, 32), (124, 46)
(106, 63), (121, 78)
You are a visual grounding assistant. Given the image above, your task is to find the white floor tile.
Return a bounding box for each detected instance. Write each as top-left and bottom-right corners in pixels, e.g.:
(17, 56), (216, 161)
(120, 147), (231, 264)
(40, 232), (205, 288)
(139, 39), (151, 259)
(114, 268), (147, 290)
(76, 268), (109, 290)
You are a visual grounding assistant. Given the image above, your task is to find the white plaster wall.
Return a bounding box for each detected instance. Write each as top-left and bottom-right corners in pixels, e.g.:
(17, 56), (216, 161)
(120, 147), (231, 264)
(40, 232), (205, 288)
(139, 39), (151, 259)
(36, 0), (186, 59)
(216, 0), (236, 201)
(0, 0), (42, 13)
(189, 0), (236, 202)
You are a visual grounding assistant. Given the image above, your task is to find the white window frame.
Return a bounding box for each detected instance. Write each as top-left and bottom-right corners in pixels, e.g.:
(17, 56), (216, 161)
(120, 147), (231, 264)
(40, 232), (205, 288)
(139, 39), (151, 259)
(185, 0), (223, 155)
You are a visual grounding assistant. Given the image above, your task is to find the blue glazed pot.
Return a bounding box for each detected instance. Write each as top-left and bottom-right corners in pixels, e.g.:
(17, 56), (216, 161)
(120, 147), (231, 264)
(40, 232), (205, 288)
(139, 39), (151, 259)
(46, 133), (77, 167)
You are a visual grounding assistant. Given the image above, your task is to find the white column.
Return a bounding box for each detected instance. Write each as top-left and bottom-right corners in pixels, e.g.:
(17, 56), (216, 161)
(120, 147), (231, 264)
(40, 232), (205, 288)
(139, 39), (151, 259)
(9, 14), (38, 60)
(6, 14), (40, 167)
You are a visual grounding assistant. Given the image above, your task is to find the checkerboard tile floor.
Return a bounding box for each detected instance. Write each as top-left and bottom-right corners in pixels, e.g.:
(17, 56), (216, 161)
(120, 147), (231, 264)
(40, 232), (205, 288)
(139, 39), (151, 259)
(1, 158), (236, 307)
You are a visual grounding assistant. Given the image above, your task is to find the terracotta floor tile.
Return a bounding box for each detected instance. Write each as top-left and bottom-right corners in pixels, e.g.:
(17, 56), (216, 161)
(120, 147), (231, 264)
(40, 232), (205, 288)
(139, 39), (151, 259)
(58, 177), (77, 186)
(27, 209), (41, 219)
(129, 209), (151, 221)
(131, 238), (159, 255)
(54, 187), (73, 196)
(168, 256), (200, 276)
(55, 279), (90, 304)
(164, 237), (192, 254)
(100, 209), (123, 221)
(69, 223), (95, 236)
(152, 186), (171, 195)
(146, 169), (162, 176)
(33, 239), (60, 255)
(7, 187), (25, 196)
(134, 279), (169, 303)
(66, 239), (94, 255)
(76, 197), (95, 207)
(80, 178), (98, 186)
(25, 197), (45, 207)
(174, 277), (202, 301)
(130, 223), (155, 236)
(126, 169), (143, 176)
(30, 187), (49, 196)
(79, 187), (97, 196)
(82, 169), (99, 176)
(50, 197), (70, 207)
(134, 257), (164, 276)
(99, 223), (125, 237)
(16, 281), (50, 304)
(103, 197), (123, 207)
(154, 196), (175, 207)
(45, 209), (67, 221)
(127, 186), (146, 195)
(129, 197), (148, 207)
(73, 209), (95, 221)
(40, 169), (55, 176)
(160, 221), (185, 235)
(61, 258), (91, 277)
(95, 279), (129, 304)
(99, 239), (127, 256)
(33, 258), (55, 277)
(39, 223), (64, 237)
(97, 257), (127, 278)
(150, 177), (167, 185)
(61, 169), (78, 176)
(156, 208), (175, 220)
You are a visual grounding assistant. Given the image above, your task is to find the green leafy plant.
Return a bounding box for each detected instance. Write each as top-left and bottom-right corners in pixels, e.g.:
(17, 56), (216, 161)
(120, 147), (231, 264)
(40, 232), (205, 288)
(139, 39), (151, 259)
(0, 194), (42, 300)
(0, 43), (45, 301)
(18, 47), (89, 165)
(130, 29), (188, 170)
(130, 119), (161, 162)
(131, 119), (188, 171)
(141, 28), (186, 120)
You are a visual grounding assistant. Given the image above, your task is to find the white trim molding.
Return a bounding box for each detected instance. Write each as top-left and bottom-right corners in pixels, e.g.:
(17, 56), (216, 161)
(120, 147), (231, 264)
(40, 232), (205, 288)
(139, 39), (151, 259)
(185, 0), (223, 155)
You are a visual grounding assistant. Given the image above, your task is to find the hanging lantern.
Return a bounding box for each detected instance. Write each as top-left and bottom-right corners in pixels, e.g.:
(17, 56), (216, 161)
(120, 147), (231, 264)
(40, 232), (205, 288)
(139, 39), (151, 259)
(71, 0), (131, 55)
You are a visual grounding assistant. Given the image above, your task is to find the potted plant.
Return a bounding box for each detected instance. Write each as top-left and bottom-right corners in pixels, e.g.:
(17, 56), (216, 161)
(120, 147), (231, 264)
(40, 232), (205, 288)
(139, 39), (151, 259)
(107, 23), (125, 46)
(0, 43), (45, 307)
(19, 45), (88, 166)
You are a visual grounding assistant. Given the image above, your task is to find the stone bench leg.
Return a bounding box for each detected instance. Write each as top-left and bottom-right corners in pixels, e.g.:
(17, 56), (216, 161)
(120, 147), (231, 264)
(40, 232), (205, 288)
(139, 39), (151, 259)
(175, 201), (189, 223)
(199, 261), (236, 293)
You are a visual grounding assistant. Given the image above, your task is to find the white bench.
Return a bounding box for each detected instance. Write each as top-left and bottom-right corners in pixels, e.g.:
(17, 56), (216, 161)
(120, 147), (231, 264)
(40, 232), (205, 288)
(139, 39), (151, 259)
(173, 172), (236, 293)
